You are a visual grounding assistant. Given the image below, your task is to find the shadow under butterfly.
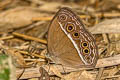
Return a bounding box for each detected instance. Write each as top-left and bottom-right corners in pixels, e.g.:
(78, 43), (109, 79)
(47, 7), (98, 69)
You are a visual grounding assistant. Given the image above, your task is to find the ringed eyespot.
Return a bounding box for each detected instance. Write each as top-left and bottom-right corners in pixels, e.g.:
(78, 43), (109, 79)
(82, 42), (88, 47)
(73, 32), (79, 38)
(59, 14), (67, 21)
(66, 24), (74, 32)
(83, 48), (89, 54)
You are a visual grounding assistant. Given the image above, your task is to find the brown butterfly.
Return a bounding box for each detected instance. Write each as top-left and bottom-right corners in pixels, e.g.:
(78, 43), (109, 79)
(47, 7), (98, 69)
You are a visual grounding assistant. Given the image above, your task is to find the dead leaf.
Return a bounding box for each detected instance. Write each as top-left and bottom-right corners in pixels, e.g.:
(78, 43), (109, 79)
(79, 71), (95, 80)
(0, 7), (47, 32)
(89, 18), (120, 34)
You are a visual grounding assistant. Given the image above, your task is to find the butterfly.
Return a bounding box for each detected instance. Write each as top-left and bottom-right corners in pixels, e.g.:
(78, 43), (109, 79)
(47, 7), (98, 69)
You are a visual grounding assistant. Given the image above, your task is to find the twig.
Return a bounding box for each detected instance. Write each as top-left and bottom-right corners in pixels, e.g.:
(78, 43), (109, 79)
(0, 35), (14, 40)
(95, 68), (104, 80)
(32, 12), (120, 21)
(19, 51), (46, 59)
(32, 15), (90, 21)
(95, 12), (120, 18)
(12, 32), (47, 44)
(102, 74), (120, 79)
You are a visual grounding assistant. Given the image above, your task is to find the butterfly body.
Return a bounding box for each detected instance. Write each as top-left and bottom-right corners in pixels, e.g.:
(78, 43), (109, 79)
(48, 7), (98, 68)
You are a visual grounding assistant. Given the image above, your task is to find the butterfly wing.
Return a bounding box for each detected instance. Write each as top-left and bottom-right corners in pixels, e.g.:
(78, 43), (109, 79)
(48, 7), (98, 68)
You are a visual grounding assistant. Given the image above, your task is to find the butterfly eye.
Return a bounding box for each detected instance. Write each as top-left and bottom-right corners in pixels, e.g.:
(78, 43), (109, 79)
(83, 48), (89, 54)
(66, 24), (74, 32)
(82, 42), (88, 47)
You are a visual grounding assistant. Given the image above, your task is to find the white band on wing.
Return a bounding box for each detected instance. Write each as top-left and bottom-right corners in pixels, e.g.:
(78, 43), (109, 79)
(58, 22), (88, 65)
